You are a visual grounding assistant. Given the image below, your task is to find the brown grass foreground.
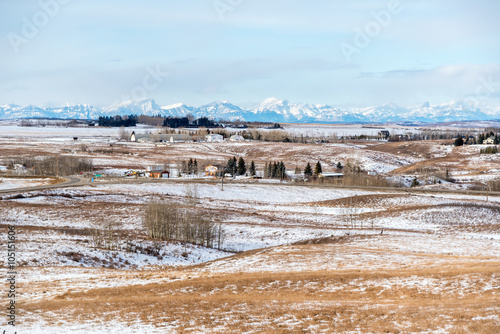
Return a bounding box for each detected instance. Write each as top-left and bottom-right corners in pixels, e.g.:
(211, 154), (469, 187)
(20, 255), (500, 333)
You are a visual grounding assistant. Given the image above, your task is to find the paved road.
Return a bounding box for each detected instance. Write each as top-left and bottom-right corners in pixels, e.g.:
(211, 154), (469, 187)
(90, 177), (500, 197)
(0, 176), (88, 196)
(1, 175), (499, 199)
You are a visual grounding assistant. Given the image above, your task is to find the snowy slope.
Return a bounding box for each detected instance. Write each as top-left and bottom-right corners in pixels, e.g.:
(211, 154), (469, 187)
(1, 98), (499, 123)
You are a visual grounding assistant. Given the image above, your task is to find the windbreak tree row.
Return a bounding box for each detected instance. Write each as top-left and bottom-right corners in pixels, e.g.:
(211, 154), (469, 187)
(9, 155), (94, 176)
(143, 201), (225, 250)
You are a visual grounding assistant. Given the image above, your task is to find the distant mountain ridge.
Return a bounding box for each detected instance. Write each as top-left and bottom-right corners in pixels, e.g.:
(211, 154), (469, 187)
(1, 98), (499, 123)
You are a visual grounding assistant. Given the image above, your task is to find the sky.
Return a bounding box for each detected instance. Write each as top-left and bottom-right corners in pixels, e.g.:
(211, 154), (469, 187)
(0, 0), (499, 108)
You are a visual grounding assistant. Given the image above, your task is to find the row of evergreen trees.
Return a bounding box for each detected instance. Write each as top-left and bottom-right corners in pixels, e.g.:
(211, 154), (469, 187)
(181, 158), (199, 175)
(301, 161), (343, 177)
(98, 115), (137, 127)
(480, 146), (499, 154)
(226, 157), (256, 177)
(162, 116), (218, 128)
(179, 158), (346, 179)
(264, 161), (286, 179)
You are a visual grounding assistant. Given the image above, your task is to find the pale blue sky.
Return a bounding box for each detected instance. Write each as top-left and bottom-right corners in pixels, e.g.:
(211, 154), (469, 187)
(1, 0), (499, 108)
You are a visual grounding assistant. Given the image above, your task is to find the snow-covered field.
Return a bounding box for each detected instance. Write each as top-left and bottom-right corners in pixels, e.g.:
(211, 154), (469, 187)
(4, 178), (499, 333)
(0, 177), (51, 190)
(1, 124), (499, 333)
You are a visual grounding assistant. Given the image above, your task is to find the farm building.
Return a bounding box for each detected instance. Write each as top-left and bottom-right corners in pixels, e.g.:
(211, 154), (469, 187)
(229, 134), (244, 142)
(204, 165), (226, 177)
(149, 170), (170, 178)
(130, 131), (192, 143)
(378, 131), (390, 140)
(318, 173), (344, 179)
(205, 134), (224, 143)
(146, 166), (170, 178)
(483, 137), (496, 145)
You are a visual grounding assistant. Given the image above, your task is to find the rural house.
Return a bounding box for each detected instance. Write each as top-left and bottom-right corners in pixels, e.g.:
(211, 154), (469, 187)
(378, 131), (390, 140)
(130, 132), (192, 143)
(204, 165), (226, 177)
(205, 134), (224, 143)
(483, 137), (495, 145)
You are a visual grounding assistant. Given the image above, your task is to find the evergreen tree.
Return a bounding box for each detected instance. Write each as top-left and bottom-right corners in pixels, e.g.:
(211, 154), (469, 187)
(454, 136), (464, 147)
(181, 160), (188, 174)
(237, 157), (246, 175)
(478, 133), (485, 144)
(278, 161), (286, 180)
(337, 162), (343, 170)
(249, 161), (256, 176)
(193, 159), (198, 175)
(232, 156), (237, 175)
(304, 163), (313, 177)
(314, 161), (323, 175)
(271, 162), (278, 178)
(226, 157), (236, 177)
(187, 158), (194, 174)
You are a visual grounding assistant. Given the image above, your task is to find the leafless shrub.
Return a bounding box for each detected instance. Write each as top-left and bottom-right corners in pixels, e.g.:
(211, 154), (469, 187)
(79, 144), (89, 152)
(185, 184), (200, 206)
(119, 126), (130, 141)
(91, 220), (122, 251)
(340, 196), (362, 228)
(487, 180), (500, 192)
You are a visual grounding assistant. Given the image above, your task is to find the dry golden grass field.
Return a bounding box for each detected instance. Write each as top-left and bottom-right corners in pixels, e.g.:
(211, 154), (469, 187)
(1, 128), (499, 333)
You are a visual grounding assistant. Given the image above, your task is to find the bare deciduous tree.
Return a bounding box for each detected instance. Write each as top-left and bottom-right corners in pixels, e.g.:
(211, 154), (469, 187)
(340, 196), (362, 229)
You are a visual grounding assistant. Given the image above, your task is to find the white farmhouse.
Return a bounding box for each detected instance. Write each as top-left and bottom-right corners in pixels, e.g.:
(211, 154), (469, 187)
(483, 137), (495, 145)
(205, 134), (224, 143)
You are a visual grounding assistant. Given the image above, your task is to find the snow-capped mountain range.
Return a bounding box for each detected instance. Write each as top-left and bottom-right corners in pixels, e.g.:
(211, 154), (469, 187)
(1, 98), (499, 123)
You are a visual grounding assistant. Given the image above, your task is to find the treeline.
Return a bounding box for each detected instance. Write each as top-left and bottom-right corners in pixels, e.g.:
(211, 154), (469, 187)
(162, 116), (218, 128)
(8, 155), (94, 176)
(480, 146), (498, 154)
(20, 119), (93, 127)
(226, 157), (256, 177)
(143, 200), (225, 249)
(299, 160), (391, 187)
(177, 156), (256, 177)
(98, 115), (137, 127)
(180, 158), (199, 175)
(454, 131), (499, 146)
(263, 161), (287, 179)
